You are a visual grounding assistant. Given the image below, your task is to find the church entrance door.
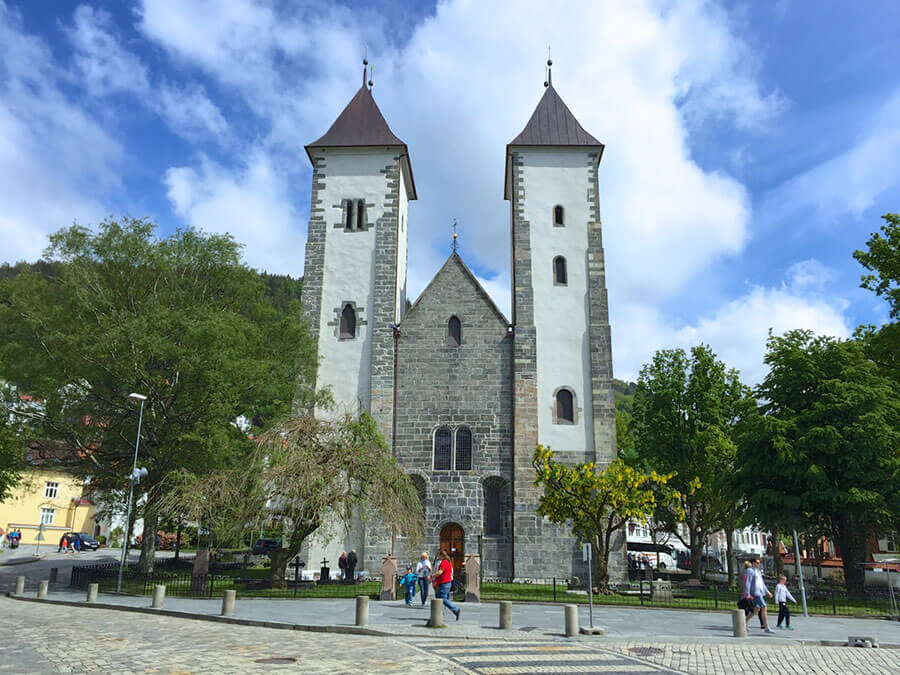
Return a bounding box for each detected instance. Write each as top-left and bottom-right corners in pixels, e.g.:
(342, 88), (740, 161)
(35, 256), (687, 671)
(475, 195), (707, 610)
(439, 523), (465, 578)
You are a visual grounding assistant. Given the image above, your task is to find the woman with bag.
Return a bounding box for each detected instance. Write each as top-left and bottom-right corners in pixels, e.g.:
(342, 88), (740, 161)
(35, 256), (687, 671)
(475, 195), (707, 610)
(432, 549), (461, 620)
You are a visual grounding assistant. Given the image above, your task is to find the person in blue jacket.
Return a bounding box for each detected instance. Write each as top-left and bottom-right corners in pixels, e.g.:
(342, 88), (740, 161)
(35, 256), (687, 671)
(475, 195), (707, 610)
(399, 566), (418, 606)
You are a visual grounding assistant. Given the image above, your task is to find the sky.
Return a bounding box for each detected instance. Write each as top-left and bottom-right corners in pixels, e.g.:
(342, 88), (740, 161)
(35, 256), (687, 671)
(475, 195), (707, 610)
(1, 0), (898, 383)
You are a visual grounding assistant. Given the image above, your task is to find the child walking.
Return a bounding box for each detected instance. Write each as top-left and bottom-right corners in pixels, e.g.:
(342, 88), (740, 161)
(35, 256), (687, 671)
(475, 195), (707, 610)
(400, 566), (418, 607)
(775, 574), (797, 630)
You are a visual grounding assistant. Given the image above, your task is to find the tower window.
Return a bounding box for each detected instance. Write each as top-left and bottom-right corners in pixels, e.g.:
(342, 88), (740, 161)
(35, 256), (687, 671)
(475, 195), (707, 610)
(553, 256), (567, 285)
(345, 200), (354, 230)
(433, 427), (452, 470)
(339, 304), (356, 339)
(356, 199), (365, 230)
(553, 205), (565, 227)
(343, 199), (367, 231)
(448, 316), (461, 346)
(554, 388), (575, 424)
(455, 426), (472, 471)
(483, 477), (507, 536)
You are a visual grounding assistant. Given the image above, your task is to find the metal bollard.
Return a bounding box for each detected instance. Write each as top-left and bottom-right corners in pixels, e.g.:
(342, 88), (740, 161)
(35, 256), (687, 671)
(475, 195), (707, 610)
(151, 584), (166, 609)
(731, 609), (747, 638)
(15, 576), (25, 595)
(564, 604), (578, 637)
(499, 600), (512, 629)
(37, 580), (49, 599)
(86, 583), (98, 603)
(355, 595), (369, 627)
(49, 568), (58, 583)
(221, 589), (236, 616)
(428, 598), (445, 627)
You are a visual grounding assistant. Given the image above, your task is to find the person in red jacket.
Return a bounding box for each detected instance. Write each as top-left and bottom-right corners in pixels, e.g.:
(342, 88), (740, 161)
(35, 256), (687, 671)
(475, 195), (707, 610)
(432, 549), (460, 620)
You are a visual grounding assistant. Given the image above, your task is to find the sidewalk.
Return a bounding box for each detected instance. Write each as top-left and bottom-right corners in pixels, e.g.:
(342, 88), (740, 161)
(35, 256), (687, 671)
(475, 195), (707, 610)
(9, 588), (900, 646)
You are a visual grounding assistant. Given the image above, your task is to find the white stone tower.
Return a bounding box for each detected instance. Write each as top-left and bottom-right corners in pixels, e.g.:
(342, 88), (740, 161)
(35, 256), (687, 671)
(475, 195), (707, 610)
(504, 69), (620, 580)
(299, 68), (416, 570)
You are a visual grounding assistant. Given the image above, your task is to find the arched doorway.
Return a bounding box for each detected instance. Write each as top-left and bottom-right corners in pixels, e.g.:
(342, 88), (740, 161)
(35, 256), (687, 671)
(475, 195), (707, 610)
(439, 523), (465, 578)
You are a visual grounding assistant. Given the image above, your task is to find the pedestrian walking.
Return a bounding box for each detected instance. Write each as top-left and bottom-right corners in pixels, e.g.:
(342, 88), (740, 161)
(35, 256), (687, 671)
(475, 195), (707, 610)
(347, 549), (358, 582)
(58, 534), (67, 553)
(743, 557), (774, 633)
(432, 549), (460, 621)
(775, 574), (797, 630)
(400, 566), (418, 606)
(338, 551), (348, 581)
(415, 552), (432, 606)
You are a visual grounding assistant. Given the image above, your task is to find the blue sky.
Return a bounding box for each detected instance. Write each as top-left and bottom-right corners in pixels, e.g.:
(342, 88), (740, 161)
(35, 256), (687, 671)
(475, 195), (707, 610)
(1, 0), (898, 382)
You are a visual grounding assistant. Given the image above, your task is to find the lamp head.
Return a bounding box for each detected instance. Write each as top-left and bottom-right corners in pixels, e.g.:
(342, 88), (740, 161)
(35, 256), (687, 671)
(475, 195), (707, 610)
(128, 393), (147, 401)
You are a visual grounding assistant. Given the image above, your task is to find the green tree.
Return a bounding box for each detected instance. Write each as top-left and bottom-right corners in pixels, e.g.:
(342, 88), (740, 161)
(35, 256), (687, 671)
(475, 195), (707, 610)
(0, 405), (24, 503)
(631, 345), (751, 579)
(0, 218), (315, 571)
(532, 445), (683, 591)
(736, 330), (900, 594)
(161, 412), (423, 587)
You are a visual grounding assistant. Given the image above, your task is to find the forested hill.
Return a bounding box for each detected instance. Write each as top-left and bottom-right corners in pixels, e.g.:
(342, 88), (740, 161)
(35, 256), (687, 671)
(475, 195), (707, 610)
(613, 378), (636, 415)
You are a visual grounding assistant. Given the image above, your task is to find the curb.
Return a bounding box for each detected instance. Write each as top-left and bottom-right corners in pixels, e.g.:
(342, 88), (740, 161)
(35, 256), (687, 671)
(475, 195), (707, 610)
(0, 555), (44, 566)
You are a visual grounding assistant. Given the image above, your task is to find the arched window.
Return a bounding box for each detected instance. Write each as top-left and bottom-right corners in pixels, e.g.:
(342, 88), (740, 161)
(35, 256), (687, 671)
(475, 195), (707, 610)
(433, 427), (452, 470)
(339, 304), (356, 339)
(455, 427), (472, 471)
(483, 477), (507, 536)
(553, 256), (567, 285)
(553, 205), (565, 227)
(555, 388), (575, 424)
(448, 316), (461, 346)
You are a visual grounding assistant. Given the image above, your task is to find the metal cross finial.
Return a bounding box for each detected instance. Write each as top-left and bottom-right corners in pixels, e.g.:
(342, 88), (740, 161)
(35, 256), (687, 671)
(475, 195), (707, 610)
(452, 218), (458, 253)
(363, 46), (368, 87)
(546, 45), (553, 86)
(368, 65), (374, 90)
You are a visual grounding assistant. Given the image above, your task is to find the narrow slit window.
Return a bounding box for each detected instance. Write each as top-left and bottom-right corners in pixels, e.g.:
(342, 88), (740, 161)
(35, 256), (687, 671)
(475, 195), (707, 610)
(448, 316), (461, 346)
(455, 427), (472, 471)
(556, 388), (574, 423)
(356, 200), (365, 231)
(434, 427), (452, 470)
(483, 479), (504, 535)
(339, 304), (356, 339)
(553, 205), (565, 227)
(553, 256), (567, 285)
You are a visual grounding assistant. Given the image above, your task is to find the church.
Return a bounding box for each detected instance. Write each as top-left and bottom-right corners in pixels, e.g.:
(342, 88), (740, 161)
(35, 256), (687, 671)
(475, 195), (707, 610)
(299, 62), (622, 582)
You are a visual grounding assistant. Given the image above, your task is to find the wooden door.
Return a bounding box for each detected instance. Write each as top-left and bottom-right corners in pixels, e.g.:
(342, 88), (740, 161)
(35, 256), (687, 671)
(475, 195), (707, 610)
(439, 523), (465, 578)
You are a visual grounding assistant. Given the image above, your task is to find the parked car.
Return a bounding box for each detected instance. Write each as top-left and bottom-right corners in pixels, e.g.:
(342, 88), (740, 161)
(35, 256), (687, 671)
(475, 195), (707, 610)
(63, 532), (100, 551)
(251, 538), (282, 555)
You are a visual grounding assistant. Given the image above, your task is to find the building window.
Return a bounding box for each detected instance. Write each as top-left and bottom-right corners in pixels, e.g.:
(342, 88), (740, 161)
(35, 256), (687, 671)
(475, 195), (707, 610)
(356, 199), (365, 231)
(554, 388), (575, 424)
(483, 477), (506, 536)
(886, 535), (897, 552)
(40, 507), (55, 525)
(448, 316), (461, 346)
(345, 200), (354, 230)
(553, 205), (565, 227)
(44, 482), (59, 499)
(343, 199), (366, 231)
(455, 427), (472, 471)
(553, 256), (567, 285)
(433, 427), (452, 470)
(339, 304), (356, 339)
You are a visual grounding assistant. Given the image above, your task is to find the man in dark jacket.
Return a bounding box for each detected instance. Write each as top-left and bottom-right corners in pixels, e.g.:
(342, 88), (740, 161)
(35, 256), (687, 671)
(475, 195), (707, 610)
(347, 550), (358, 582)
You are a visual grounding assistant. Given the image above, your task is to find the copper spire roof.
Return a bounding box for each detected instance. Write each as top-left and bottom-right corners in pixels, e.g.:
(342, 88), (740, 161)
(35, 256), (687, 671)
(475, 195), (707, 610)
(307, 84), (406, 149)
(508, 84), (603, 148)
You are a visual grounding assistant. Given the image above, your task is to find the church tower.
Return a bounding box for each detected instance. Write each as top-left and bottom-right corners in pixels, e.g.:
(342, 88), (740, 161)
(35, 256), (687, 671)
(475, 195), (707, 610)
(505, 70), (621, 580)
(300, 67), (415, 434)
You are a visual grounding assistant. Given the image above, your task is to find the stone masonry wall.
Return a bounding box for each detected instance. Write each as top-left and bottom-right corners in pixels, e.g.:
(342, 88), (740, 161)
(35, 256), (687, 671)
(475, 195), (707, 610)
(392, 254), (513, 578)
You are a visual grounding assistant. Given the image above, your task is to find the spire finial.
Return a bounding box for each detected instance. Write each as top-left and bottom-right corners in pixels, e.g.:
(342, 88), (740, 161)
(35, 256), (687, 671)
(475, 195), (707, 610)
(452, 218), (458, 253)
(363, 47), (368, 87)
(368, 65), (374, 90)
(546, 45), (552, 87)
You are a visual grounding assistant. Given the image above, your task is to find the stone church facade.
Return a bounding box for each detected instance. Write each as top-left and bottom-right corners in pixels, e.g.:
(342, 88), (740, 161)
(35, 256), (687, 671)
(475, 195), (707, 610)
(299, 67), (623, 582)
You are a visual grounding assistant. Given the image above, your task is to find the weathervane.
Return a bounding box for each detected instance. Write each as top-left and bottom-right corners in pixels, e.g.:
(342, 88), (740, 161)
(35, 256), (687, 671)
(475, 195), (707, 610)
(363, 47), (368, 86)
(544, 45), (552, 87)
(452, 219), (458, 253)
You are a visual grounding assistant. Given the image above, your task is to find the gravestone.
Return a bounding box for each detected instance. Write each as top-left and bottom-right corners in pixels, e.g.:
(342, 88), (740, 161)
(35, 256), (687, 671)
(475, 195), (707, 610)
(464, 553), (481, 602)
(650, 579), (673, 601)
(319, 558), (331, 584)
(380, 555), (397, 601)
(190, 549), (210, 592)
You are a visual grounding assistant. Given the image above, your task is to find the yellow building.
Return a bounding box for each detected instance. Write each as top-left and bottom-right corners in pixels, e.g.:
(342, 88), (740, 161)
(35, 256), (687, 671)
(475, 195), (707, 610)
(1, 467), (95, 546)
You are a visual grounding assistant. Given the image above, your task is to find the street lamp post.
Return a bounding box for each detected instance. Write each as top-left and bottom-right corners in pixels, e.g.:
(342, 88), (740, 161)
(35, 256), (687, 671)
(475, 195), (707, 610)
(117, 393), (148, 593)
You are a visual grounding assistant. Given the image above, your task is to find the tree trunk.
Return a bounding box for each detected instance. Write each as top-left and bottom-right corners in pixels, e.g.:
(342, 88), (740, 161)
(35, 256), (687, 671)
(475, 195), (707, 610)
(836, 518), (868, 595)
(725, 524), (736, 587)
(593, 539), (610, 593)
(771, 529), (783, 577)
(137, 509), (158, 574)
(174, 518), (182, 561)
(269, 546), (300, 588)
(690, 532), (704, 580)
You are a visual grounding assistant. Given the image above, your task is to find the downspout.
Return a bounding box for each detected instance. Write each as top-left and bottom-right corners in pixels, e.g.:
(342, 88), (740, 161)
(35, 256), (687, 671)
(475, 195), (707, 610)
(508, 191), (517, 581)
(389, 153), (404, 557)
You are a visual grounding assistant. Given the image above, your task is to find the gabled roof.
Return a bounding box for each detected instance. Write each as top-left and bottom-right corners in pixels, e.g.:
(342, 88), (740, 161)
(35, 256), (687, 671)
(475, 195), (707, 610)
(305, 83), (416, 199)
(404, 253), (509, 328)
(307, 85), (406, 149)
(508, 84), (603, 148)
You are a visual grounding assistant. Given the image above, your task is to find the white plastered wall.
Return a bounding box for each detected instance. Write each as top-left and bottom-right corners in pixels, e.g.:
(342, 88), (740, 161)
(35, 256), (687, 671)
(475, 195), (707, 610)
(519, 148), (596, 457)
(396, 166), (409, 321)
(316, 149), (396, 415)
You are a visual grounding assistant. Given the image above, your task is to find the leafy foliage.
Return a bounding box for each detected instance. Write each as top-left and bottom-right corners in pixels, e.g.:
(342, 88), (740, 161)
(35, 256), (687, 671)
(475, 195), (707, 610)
(532, 445), (682, 590)
(854, 213), (900, 317)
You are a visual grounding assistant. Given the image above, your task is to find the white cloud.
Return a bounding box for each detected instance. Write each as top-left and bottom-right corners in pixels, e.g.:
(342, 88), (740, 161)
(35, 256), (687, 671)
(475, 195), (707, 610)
(786, 258), (832, 294)
(163, 150), (305, 274)
(68, 5), (149, 96)
(157, 82), (230, 144)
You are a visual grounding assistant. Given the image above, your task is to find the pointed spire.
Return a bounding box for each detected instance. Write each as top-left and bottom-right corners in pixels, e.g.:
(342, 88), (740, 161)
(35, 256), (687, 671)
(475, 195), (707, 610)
(508, 74), (603, 148)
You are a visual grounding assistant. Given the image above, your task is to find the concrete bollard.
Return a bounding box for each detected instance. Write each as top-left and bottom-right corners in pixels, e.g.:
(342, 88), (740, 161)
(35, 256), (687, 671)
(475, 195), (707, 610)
(49, 567), (58, 583)
(564, 604), (578, 637)
(499, 601), (512, 630)
(86, 583), (98, 603)
(15, 576), (25, 595)
(37, 580), (49, 599)
(355, 595), (369, 627)
(731, 609), (748, 638)
(221, 589), (236, 616)
(151, 584), (166, 609)
(428, 598), (445, 628)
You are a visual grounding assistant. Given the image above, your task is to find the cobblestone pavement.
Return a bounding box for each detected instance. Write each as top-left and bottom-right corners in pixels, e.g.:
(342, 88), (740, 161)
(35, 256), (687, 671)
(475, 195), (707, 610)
(0, 596), (455, 674)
